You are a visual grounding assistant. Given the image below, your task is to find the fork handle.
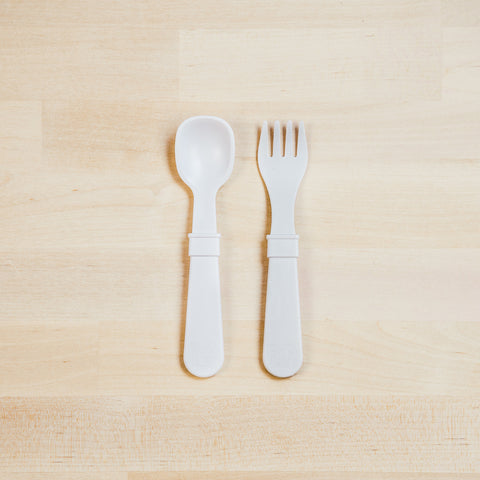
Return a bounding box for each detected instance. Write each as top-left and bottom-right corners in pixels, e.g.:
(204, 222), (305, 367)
(263, 234), (303, 378)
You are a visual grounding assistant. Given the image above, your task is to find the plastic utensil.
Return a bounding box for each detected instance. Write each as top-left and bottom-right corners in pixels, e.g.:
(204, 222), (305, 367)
(175, 116), (235, 377)
(258, 120), (308, 378)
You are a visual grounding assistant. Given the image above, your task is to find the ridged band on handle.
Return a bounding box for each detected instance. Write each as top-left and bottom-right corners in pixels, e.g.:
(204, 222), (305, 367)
(183, 233), (223, 378)
(263, 234), (303, 378)
(188, 233), (221, 256)
(266, 234), (299, 258)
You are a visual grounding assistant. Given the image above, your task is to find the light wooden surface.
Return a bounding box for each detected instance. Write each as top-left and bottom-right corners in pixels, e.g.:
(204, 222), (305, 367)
(1, 0), (480, 477)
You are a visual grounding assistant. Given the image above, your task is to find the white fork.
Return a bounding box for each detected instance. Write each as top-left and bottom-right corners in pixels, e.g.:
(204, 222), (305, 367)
(258, 120), (308, 378)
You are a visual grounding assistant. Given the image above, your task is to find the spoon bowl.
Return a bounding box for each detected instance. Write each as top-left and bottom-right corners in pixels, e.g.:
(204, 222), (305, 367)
(175, 116), (235, 195)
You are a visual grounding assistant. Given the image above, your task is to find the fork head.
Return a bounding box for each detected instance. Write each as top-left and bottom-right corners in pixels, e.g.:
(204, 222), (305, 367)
(258, 121), (308, 197)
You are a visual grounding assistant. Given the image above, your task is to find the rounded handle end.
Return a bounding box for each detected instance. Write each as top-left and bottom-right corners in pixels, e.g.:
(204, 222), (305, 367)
(184, 346), (224, 378)
(262, 256), (303, 378)
(183, 254), (224, 378)
(263, 344), (302, 378)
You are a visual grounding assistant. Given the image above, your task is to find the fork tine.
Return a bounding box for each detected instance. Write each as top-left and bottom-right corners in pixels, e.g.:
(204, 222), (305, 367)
(273, 120), (282, 157)
(284, 120), (293, 157)
(297, 121), (307, 158)
(259, 121), (270, 157)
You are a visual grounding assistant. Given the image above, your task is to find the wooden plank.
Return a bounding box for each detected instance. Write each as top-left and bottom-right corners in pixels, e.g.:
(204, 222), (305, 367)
(0, 397), (479, 472)
(0, 1), (442, 28)
(1, 319), (480, 396)
(5, 473), (476, 480)
(129, 474), (480, 480)
(0, 102), (42, 172)
(0, 25), (177, 101)
(179, 28), (441, 103)
(443, 27), (480, 101)
(1, 473), (478, 480)
(442, 0), (480, 26)
(0, 475), (126, 480)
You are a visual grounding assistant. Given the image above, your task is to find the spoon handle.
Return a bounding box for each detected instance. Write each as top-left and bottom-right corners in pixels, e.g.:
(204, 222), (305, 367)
(183, 234), (224, 378)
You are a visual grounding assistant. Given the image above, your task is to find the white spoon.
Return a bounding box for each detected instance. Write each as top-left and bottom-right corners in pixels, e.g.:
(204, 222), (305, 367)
(175, 116), (235, 378)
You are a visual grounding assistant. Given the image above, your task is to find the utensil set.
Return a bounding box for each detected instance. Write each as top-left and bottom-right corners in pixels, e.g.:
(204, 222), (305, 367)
(175, 116), (308, 379)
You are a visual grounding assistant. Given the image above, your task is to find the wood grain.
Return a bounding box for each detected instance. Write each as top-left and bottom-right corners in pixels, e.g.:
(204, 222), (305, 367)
(1, 0), (480, 476)
(179, 27), (441, 103)
(130, 475), (480, 480)
(1, 397), (479, 472)
(2, 474), (479, 480)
